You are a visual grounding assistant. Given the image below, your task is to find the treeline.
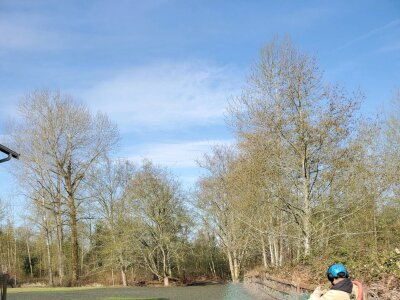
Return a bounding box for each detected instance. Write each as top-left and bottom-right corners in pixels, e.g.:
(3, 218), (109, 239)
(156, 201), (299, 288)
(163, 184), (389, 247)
(1, 39), (399, 287)
(1, 91), (228, 287)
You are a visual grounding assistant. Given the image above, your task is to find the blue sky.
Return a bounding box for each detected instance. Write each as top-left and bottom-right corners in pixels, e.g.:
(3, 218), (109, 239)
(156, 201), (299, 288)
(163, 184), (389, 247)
(0, 0), (399, 217)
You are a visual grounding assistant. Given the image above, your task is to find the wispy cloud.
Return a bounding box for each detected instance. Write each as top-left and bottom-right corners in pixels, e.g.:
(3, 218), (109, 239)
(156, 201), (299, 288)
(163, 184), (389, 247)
(80, 60), (242, 132)
(336, 19), (400, 51)
(378, 41), (400, 53)
(123, 139), (234, 168)
(0, 13), (61, 51)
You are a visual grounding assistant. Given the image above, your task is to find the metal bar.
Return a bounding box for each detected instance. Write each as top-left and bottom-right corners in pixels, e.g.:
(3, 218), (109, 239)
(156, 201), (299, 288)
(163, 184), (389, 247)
(0, 144), (19, 163)
(0, 144), (19, 159)
(0, 154), (11, 163)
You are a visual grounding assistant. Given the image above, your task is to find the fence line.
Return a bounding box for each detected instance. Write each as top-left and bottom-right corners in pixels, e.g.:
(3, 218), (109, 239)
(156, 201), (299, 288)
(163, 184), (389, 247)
(245, 274), (313, 299)
(244, 274), (370, 299)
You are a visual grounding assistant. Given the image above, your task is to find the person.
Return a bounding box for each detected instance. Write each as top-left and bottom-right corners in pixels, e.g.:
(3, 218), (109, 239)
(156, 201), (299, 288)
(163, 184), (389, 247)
(309, 263), (359, 300)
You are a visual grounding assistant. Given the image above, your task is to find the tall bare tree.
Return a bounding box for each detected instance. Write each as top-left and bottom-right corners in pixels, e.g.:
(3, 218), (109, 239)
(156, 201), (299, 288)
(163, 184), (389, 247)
(89, 158), (135, 286)
(197, 146), (251, 282)
(11, 90), (119, 285)
(228, 38), (361, 256)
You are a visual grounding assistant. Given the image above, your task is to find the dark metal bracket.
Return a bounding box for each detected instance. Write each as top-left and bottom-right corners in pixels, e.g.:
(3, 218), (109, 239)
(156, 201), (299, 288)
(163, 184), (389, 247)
(0, 144), (20, 164)
(0, 153), (11, 163)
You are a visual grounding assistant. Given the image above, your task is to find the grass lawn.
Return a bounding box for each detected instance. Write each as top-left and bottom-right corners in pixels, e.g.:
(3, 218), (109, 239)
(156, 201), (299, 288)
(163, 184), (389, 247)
(103, 298), (163, 300)
(8, 286), (103, 293)
(5, 284), (312, 299)
(104, 298), (164, 300)
(7, 287), (166, 299)
(6, 284), (231, 300)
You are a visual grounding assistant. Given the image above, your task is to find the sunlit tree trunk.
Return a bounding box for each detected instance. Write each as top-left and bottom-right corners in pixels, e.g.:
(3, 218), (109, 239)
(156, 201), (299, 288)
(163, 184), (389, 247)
(261, 235), (268, 268)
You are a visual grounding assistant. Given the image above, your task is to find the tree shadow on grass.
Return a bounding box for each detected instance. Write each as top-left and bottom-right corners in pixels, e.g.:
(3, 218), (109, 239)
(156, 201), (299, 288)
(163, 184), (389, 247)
(186, 281), (225, 286)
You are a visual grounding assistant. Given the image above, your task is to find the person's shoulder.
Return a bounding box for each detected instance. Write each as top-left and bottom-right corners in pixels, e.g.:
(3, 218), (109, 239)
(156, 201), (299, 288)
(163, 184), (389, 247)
(351, 280), (361, 299)
(322, 289), (351, 300)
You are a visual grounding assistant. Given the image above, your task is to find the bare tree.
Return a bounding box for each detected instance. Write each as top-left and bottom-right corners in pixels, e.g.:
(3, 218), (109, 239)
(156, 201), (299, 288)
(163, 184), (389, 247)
(228, 38), (361, 256)
(129, 161), (190, 286)
(10, 90), (119, 285)
(89, 158), (135, 286)
(385, 90), (400, 186)
(197, 146), (251, 282)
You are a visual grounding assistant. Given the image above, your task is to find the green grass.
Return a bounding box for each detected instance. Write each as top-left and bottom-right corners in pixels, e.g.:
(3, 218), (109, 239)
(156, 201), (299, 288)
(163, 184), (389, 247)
(103, 298), (163, 300)
(7, 287), (167, 300)
(6, 284), (228, 300)
(104, 298), (164, 300)
(8, 286), (105, 293)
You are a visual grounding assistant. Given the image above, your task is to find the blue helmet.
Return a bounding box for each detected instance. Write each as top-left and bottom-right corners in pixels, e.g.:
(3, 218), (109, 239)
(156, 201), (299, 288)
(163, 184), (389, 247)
(327, 263), (348, 282)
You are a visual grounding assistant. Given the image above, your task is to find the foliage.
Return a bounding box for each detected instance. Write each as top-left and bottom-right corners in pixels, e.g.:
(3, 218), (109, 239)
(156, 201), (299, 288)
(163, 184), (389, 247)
(22, 256), (39, 276)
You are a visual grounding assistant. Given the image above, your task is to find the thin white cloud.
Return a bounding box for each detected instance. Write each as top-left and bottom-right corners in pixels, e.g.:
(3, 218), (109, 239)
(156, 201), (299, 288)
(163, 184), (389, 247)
(378, 41), (400, 53)
(0, 14), (61, 51)
(123, 139), (234, 168)
(80, 61), (242, 132)
(336, 19), (400, 51)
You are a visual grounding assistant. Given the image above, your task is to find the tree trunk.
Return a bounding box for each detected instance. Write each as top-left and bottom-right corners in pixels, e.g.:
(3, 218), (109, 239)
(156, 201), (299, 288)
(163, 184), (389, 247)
(297, 237), (301, 260)
(227, 251), (240, 282)
(208, 237), (217, 277)
(26, 238), (33, 278)
(268, 235), (275, 266)
(279, 211), (284, 266)
(119, 249), (127, 286)
(302, 155), (311, 256)
(372, 196), (378, 257)
(55, 176), (65, 286)
(233, 256), (240, 282)
(56, 217), (64, 285)
(163, 276), (169, 286)
(7, 236), (12, 271)
(261, 235), (268, 268)
(42, 190), (54, 286)
(45, 227), (54, 286)
(279, 236), (283, 266)
(161, 247), (170, 286)
(273, 236), (279, 266)
(121, 267), (127, 286)
(14, 236), (17, 287)
(68, 193), (79, 286)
